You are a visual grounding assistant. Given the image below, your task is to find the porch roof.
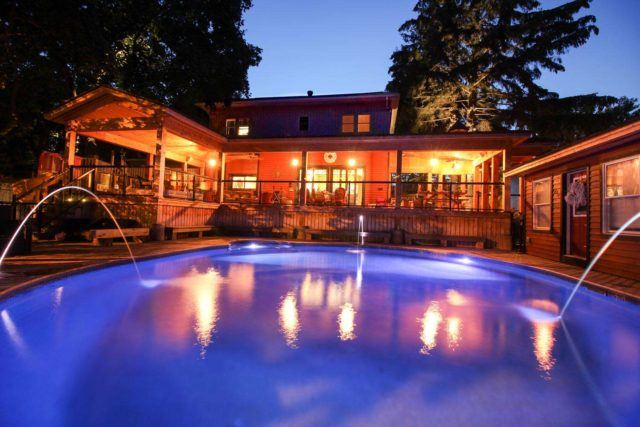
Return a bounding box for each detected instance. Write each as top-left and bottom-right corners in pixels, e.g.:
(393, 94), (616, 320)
(45, 86), (225, 165)
(504, 119), (640, 178)
(221, 132), (532, 153)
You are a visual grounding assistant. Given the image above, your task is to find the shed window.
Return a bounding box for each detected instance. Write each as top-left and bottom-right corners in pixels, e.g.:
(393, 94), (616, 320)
(532, 177), (551, 231)
(603, 155), (640, 235)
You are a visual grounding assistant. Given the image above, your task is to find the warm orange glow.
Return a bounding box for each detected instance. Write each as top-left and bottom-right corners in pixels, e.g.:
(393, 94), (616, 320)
(208, 158), (217, 167)
(429, 158), (439, 167)
(192, 268), (221, 357)
(419, 302), (443, 355)
(338, 303), (357, 341)
(348, 158), (356, 167)
(446, 289), (468, 306)
(453, 161), (462, 170)
(291, 158), (300, 167)
(447, 317), (462, 350)
(279, 291), (300, 348)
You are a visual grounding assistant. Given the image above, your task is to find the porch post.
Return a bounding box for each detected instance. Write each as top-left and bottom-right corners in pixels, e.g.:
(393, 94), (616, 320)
(502, 148), (511, 211)
(300, 151), (308, 205)
(218, 152), (226, 203)
(64, 126), (77, 166)
(153, 126), (167, 199)
(491, 154), (501, 210)
(481, 159), (489, 210)
(395, 150), (403, 209)
(147, 153), (154, 181)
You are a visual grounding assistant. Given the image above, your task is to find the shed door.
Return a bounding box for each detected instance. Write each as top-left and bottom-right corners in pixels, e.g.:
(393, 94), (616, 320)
(565, 169), (588, 259)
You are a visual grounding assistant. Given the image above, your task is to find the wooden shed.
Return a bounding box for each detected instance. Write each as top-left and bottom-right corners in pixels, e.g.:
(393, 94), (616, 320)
(505, 120), (640, 280)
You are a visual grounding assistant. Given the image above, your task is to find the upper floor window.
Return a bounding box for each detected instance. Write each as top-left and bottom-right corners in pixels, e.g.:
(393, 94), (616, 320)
(357, 114), (371, 133)
(226, 118), (250, 137)
(225, 119), (236, 136)
(299, 116), (309, 132)
(603, 155), (640, 235)
(342, 114), (371, 134)
(532, 177), (551, 231)
(237, 118), (250, 136)
(341, 115), (355, 133)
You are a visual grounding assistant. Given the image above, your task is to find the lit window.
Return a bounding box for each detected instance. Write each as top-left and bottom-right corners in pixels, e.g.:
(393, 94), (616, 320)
(299, 116), (309, 132)
(341, 115), (355, 133)
(357, 114), (371, 133)
(231, 175), (257, 190)
(603, 155), (640, 234)
(237, 118), (250, 136)
(532, 177), (551, 231)
(225, 119), (236, 136)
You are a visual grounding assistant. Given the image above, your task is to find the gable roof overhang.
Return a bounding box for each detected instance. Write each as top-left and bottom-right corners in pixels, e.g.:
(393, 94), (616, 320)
(504, 120), (640, 178)
(45, 86), (226, 164)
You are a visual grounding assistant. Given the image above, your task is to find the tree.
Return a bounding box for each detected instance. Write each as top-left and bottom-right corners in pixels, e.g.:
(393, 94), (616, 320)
(387, 0), (638, 139)
(0, 0), (261, 178)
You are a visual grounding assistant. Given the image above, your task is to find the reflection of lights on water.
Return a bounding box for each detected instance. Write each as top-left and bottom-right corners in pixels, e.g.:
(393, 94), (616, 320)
(300, 273), (324, 308)
(1, 310), (27, 353)
(338, 303), (356, 341)
(192, 268), (221, 357)
(279, 291), (300, 348)
(533, 321), (557, 377)
(447, 317), (462, 350)
(53, 286), (64, 310)
(446, 289), (467, 306)
(459, 257), (472, 265)
(419, 302), (443, 355)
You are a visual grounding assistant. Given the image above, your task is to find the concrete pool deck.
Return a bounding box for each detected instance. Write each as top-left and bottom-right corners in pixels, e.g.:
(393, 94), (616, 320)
(1, 238), (639, 302)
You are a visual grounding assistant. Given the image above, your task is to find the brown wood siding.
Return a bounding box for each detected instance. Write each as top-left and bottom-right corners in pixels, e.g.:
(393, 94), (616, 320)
(523, 139), (640, 280)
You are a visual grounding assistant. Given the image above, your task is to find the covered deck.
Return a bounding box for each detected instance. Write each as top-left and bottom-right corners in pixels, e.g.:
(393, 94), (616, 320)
(44, 86), (224, 202)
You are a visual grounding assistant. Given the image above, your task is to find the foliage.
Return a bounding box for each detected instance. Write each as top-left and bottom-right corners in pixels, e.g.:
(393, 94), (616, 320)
(0, 0), (261, 177)
(387, 0), (638, 141)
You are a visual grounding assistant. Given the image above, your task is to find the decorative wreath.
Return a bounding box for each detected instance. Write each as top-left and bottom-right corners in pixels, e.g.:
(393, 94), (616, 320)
(564, 179), (587, 208)
(324, 152), (337, 164)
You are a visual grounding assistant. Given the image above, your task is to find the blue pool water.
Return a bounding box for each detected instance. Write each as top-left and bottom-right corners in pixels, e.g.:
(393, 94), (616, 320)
(0, 244), (639, 426)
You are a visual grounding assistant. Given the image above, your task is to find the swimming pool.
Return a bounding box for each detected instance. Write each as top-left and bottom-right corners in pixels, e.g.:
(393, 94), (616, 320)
(0, 243), (638, 426)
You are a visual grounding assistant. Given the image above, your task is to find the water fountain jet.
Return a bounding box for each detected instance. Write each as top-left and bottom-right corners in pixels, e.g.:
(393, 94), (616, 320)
(559, 211), (640, 317)
(0, 185), (142, 282)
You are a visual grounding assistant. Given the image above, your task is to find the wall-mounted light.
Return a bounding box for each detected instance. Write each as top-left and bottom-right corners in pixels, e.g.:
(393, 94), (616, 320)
(348, 158), (356, 167)
(453, 161), (462, 170)
(291, 158), (300, 167)
(208, 158), (217, 167)
(430, 158), (439, 167)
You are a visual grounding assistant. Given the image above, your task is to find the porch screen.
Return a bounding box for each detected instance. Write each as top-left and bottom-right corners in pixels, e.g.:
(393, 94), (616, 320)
(532, 177), (551, 230)
(603, 155), (640, 234)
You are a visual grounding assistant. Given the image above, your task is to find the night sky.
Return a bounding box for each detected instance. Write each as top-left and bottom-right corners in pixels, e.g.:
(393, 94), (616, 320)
(245, 0), (640, 99)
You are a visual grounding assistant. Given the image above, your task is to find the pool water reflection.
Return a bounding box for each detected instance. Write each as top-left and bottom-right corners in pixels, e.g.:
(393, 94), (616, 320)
(0, 245), (638, 426)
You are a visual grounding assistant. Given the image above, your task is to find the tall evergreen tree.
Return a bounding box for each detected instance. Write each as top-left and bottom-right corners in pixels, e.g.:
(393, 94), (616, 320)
(388, 0), (638, 140)
(0, 0), (261, 178)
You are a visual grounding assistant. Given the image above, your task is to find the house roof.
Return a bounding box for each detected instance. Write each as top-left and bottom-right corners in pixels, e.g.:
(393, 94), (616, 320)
(207, 91), (400, 109)
(504, 119), (640, 177)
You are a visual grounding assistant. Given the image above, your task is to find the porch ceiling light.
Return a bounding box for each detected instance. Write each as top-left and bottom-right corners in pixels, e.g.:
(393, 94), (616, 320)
(454, 162), (462, 170)
(348, 158), (356, 167)
(430, 158), (439, 167)
(291, 158), (300, 167)
(208, 158), (217, 167)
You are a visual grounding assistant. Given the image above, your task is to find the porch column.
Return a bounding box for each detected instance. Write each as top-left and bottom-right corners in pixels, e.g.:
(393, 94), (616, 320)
(147, 153), (154, 181)
(491, 154), (501, 210)
(481, 159), (490, 210)
(502, 148), (511, 211)
(300, 151), (308, 205)
(395, 150), (403, 209)
(64, 126), (77, 166)
(518, 177), (525, 213)
(153, 126), (167, 199)
(218, 152), (226, 203)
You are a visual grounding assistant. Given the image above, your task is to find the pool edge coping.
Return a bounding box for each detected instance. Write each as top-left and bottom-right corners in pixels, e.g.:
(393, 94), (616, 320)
(1, 239), (639, 305)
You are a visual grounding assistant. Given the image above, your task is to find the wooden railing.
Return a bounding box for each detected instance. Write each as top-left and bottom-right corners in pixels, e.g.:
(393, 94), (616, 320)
(70, 165), (154, 196)
(221, 179), (506, 212)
